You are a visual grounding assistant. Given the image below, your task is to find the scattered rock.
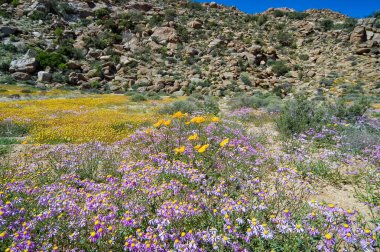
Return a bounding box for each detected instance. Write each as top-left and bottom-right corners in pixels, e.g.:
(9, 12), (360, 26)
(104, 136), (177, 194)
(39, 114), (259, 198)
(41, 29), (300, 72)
(151, 27), (179, 44)
(37, 71), (52, 82)
(9, 50), (37, 74)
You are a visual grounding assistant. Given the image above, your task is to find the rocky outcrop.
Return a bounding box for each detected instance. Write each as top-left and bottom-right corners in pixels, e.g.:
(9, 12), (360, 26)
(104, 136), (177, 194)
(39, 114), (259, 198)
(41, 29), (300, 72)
(150, 27), (179, 44)
(9, 50), (37, 74)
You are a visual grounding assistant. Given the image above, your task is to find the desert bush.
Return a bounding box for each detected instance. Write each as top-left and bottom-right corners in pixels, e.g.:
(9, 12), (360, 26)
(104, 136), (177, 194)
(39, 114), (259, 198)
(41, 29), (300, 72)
(36, 51), (66, 69)
(299, 54), (309, 61)
(276, 95), (370, 136)
(29, 10), (46, 20)
(159, 95), (219, 115)
(340, 122), (380, 153)
(229, 93), (283, 112)
(286, 12), (309, 20)
(270, 60), (290, 76)
(257, 14), (268, 26)
(0, 119), (29, 137)
(276, 31), (295, 47)
(95, 8), (111, 19)
(164, 9), (177, 22)
(319, 19), (334, 31)
(240, 73), (252, 86)
(273, 10), (285, 17)
(130, 93), (148, 102)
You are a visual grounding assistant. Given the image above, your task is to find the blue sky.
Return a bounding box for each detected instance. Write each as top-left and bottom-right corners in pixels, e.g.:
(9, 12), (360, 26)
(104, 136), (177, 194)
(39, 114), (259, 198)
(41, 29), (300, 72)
(196, 0), (380, 18)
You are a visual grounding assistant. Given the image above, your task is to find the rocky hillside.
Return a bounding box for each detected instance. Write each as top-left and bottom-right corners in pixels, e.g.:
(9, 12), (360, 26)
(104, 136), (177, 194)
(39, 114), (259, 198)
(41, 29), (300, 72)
(0, 0), (379, 97)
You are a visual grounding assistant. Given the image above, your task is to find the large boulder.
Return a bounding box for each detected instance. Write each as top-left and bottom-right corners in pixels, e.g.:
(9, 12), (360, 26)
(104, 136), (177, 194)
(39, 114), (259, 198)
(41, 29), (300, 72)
(9, 50), (37, 74)
(37, 71), (52, 82)
(187, 20), (202, 29)
(127, 2), (153, 12)
(151, 27), (179, 44)
(0, 26), (20, 38)
(350, 26), (366, 44)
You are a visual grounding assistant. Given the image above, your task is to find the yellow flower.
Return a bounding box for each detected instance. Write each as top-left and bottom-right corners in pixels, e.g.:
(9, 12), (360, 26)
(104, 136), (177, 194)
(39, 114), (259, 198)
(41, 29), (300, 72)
(145, 128), (152, 134)
(174, 146), (185, 154)
(172, 111), (186, 118)
(188, 133), (198, 141)
(154, 119), (165, 128)
(198, 144), (209, 153)
(194, 144), (201, 150)
(324, 233), (332, 240)
(190, 116), (206, 124)
(220, 138), (229, 147)
(163, 120), (171, 126)
(90, 231), (96, 237)
(211, 117), (220, 122)
(21, 141), (28, 145)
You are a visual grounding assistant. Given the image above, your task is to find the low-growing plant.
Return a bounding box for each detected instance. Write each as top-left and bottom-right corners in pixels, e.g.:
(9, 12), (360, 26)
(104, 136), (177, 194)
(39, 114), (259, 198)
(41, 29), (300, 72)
(159, 95), (219, 115)
(270, 60), (290, 76)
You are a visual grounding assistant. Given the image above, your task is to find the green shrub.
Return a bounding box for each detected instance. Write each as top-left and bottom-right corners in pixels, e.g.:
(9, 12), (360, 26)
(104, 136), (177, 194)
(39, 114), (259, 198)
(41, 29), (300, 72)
(95, 8), (111, 19)
(299, 54), (309, 61)
(273, 10), (285, 17)
(52, 72), (68, 83)
(185, 1), (204, 11)
(229, 93), (283, 112)
(29, 10), (46, 20)
(286, 12), (309, 20)
(276, 95), (326, 136)
(270, 61), (290, 76)
(240, 73), (252, 86)
(36, 51), (66, 69)
(276, 95), (371, 136)
(319, 19), (334, 31)
(0, 58), (10, 72)
(257, 15), (268, 26)
(164, 9), (177, 22)
(342, 18), (357, 31)
(0, 120), (29, 137)
(159, 95), (219, 115)
(130, 93), (148, 102)
(276, 31), (294, 47)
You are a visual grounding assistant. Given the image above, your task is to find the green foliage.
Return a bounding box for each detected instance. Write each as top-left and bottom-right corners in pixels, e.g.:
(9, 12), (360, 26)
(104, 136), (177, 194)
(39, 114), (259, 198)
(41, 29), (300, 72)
(270, 61), (290, 76)
(276, 95), (327, 136)
(276, 95), (370, 136)
(164, 9), (177, 22)
(286, 12), (309, 20)
(159, 95), (219, 115)
(272, 10), (285, 17)
(257, 15), (268, 26)
(240, 73), (252, 86)
(52, 72), (68, 83)
(299, 54), (309, 61)
(84, 32), (122, 50)
(0, 120), (29, 137)
(36, 51), (66, 69)
(276, 31), (295, 47)
(185, 1), (204, 11)
(319, 19), (334, 31)
(370, 10), (380, 19)
(229, 93), (283, 112)
(95, 8), (111, 19)
(342, 18), (357, 31)
(29, 10), (46, 20)
(130, 93), (148, 102)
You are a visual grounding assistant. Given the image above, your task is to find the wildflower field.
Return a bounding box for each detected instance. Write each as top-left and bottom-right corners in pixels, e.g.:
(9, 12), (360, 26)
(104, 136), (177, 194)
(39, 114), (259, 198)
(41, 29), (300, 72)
(0, 87), (379, 251)
(0, 92), (177, 143)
